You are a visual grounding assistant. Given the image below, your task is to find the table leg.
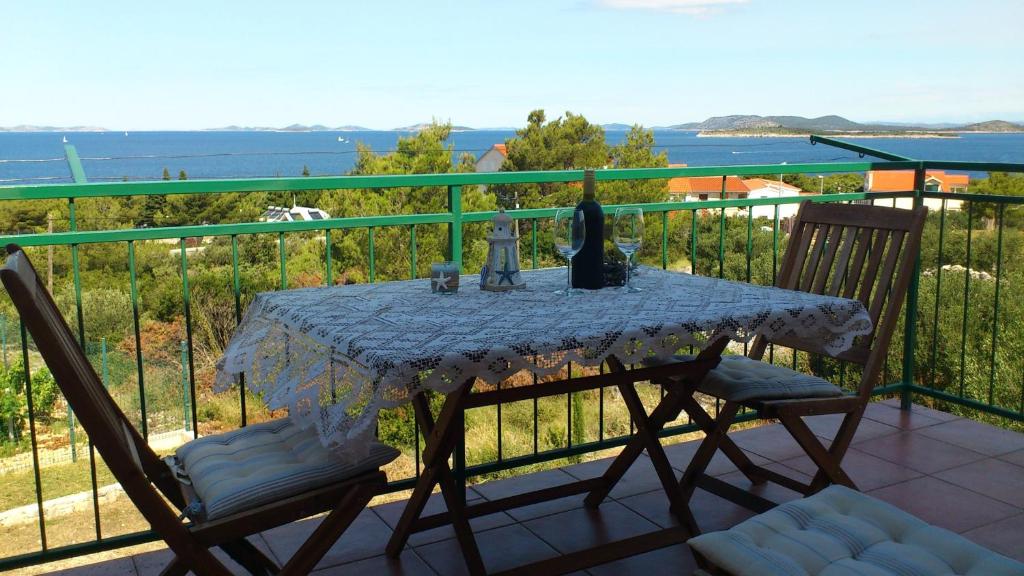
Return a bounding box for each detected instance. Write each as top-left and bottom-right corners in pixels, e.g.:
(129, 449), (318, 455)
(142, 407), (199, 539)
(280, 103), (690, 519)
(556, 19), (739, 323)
(384, 382), (485, 576)
(584, 338), (728, 511)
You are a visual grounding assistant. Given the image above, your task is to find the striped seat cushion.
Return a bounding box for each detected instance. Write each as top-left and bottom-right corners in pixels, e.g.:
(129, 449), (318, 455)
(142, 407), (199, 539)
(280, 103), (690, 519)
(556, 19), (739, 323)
(694, 355), (843, 402)
(688, 485), (1024, 576)
(173, 419), (399, 521)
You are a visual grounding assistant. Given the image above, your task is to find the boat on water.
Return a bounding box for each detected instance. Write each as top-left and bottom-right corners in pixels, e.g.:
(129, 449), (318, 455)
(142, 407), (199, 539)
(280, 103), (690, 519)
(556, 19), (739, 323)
(61, 136), (68, 143)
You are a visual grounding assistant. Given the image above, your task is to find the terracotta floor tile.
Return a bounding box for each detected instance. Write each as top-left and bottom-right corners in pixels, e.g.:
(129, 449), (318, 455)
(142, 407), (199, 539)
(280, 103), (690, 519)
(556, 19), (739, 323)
(934, 458), (1024, 508)
(855, 431), (986, 474)
(522, 501), (660, 555)
(878, 399), (961, 421)
(562, 454), (668, 499)
(777, 447), (923, 491)
(802, 413), (899, 444)
(414, 524), (558, 576)
(728, 423), (808, 462)
(617, 487), (756, 533)
(661, 438), (771, 477)
(42, 557), (137, 576)
(132, 538), (274, 575)
(372, 488), (510, 547)
(916, 418), (1024, 456)
(1000, 449), (1024, 468)
(868, 476), (1020, 533)
(715, 461), (810, 506)
(962, 513), (1024, 563)
(586, 543), (698, 576)
(261, 508), (396, 569)
(863, 401), (946, 430)
(311, 550), (437, 575)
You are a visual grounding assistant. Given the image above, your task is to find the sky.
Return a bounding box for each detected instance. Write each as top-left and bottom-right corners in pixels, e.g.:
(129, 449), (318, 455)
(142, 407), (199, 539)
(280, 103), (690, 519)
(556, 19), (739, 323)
(1, 0), (1022, 130)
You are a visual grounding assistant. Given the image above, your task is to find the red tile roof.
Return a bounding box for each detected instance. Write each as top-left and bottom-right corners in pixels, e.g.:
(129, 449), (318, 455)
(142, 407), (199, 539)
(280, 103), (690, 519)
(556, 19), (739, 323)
(667, 164), (691, 194)
(867, 170), (969, 192)
(493, 144), (507, 157)
(742, 178), (803, 193)
(687, 176), (750, 194)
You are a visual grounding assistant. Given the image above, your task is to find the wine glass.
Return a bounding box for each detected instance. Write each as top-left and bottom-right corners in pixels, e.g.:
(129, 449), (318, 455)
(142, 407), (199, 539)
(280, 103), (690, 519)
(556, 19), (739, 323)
(553, 208), (586, 295)
(614, 207), (644, 292)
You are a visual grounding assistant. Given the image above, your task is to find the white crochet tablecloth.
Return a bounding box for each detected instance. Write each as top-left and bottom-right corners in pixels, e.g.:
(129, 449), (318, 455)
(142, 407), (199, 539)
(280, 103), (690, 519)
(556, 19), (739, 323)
(215, 267), (872, 459)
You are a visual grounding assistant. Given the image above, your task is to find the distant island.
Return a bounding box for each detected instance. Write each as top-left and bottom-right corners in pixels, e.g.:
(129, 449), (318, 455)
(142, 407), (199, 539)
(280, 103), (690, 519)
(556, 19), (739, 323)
(0, 125), (109, 132)
(204, 124), (373, 132)
(662, 115), (1024, 137)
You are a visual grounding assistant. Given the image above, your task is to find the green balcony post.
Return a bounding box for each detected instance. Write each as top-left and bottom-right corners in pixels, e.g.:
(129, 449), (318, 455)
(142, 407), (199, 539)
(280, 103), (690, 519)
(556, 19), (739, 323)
(900, 164), (926, 410)
(448, 185), (463, 268)
(100, 338), (109, 389)
(180, 340), (191, 432)
(1, 314), (7, 369)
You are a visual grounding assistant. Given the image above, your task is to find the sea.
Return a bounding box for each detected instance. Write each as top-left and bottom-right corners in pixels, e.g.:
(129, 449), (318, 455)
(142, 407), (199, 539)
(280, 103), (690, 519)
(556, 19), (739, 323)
(1, 130), (1022, 185)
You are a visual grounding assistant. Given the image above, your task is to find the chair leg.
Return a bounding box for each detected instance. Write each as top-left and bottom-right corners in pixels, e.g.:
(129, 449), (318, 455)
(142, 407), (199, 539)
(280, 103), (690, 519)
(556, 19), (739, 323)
(279, 483), (376, 576)
(779, 414), (857, 491)
(158, 556), (190, 576)
(679, 401), (741, 504)
(808, 408), (864, 492)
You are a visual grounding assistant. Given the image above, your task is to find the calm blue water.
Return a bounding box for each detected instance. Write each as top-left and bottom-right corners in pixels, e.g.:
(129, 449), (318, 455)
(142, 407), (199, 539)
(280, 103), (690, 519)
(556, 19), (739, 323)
(1, 130), (1021, 185)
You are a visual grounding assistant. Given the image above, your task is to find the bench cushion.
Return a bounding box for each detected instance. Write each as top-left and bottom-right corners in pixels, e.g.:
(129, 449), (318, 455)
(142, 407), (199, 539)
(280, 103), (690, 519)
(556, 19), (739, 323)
(696, 355), (843, 402)
(174, 419), (399, 521)
(688, 485), (1024, 576)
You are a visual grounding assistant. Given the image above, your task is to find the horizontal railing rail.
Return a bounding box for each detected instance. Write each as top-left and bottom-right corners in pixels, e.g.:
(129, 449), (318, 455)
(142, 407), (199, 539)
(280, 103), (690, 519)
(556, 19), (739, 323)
(0, 140), (1021, 570)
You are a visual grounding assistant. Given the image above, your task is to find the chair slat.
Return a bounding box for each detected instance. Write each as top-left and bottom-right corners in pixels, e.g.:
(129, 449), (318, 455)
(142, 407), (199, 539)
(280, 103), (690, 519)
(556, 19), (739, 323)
(784, 221), (817, 289)
(842, 227), (872, 300)
(856, 229), (892, 307)
(827, 226), (859, 296)
(811, 225), (845, 294)
(868, 230), (906, 329)
(800, 224), (829, 293)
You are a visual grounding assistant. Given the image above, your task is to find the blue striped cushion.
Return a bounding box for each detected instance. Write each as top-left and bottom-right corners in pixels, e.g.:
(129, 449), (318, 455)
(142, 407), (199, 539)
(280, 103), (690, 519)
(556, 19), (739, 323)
(688, 485), (1024, 576)
(174, 419), (398, 521)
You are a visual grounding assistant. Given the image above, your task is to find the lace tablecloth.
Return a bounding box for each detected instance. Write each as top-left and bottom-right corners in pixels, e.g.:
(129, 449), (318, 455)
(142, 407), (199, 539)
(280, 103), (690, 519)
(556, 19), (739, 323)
(216, 267), (872, 459)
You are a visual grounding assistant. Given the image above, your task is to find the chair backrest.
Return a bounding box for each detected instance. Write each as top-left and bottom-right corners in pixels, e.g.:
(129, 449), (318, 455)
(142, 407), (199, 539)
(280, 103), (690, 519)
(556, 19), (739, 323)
(0, 245), (175, 499)
(751, 202), (927, 398)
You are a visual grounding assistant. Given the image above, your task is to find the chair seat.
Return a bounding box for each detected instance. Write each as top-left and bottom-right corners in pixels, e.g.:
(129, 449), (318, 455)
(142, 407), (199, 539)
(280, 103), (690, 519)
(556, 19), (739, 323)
(688, 485), (1024, 576)
(692, 355), (844, 402)
(173, 419), (399, 521)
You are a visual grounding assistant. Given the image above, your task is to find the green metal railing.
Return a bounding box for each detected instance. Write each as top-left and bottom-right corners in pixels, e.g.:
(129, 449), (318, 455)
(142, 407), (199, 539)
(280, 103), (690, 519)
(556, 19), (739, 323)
(0, 137), (1021, 569)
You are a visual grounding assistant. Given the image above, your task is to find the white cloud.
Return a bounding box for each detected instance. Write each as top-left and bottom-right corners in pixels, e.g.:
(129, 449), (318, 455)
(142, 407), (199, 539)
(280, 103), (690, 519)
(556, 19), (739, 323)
(596, 0), (748, 15)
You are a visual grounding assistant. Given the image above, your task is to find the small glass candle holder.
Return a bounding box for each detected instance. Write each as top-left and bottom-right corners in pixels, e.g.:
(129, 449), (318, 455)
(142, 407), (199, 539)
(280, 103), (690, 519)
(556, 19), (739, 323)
(430, 261), (460, 294)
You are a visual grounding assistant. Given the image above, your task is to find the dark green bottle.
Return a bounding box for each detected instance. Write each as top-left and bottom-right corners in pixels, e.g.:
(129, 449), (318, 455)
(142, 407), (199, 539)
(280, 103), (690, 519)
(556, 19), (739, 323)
(572, 170), (605, 289)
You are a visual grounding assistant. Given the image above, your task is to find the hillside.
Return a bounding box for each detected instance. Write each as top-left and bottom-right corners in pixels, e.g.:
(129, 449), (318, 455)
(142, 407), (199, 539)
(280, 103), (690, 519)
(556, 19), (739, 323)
(666, 115), (1024, 134)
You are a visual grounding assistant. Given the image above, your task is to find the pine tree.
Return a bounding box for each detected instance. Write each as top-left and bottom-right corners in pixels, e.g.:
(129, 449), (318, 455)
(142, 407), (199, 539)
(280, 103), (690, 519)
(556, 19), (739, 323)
(162, 168), (170, 180)
(302, 165), (310, 177)
(178, 170), (188, 180)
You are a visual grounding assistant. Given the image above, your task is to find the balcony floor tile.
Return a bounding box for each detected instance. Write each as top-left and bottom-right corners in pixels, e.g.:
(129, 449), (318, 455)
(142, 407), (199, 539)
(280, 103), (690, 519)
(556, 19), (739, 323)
(414, 523), (558, 576)
(868, 476), (1021, 533)
(311, 550), (437, 575)
(777, 447), (923, 491)
(961, 513), (1024, 563)
(934, 457), (1024, 508)
(854, 430), (988, 474)
(915, 417), (1024, 456)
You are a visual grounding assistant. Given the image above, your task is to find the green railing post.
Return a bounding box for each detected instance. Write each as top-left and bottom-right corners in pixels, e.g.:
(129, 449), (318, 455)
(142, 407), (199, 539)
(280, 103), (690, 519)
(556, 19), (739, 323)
(180, 341), (191, 432)
(900, 164), (926, 410)
(1, 314), (7, 369)
(100, 338), (109, 389)
(448, 185), (463, 268)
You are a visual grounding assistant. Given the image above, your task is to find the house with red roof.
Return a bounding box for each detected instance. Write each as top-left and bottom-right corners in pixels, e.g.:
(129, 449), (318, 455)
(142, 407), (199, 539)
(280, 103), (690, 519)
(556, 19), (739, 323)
(865, 170), (967, 210)
(476, 143), (508, 173)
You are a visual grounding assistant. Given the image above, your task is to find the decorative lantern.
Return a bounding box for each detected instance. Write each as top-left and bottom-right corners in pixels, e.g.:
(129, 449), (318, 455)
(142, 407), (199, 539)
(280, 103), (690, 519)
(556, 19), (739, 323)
(480, 210), (526, 291)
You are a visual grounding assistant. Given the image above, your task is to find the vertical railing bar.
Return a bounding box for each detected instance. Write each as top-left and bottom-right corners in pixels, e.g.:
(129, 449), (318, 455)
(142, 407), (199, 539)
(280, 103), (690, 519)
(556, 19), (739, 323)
(769, 203), (780, 364)
(690, 209), (697, 275)
(278, 232), (287, 290)
(988, 203), (1004, 405)
(533, 356), (539, 455)
(901, 166), (925, 409)
(661, 211), (669, 270)
(598, 361), (605, 442)
(368, 227), (376, 283)
(180, 238), (199, 436)
(20, 322), (47, 551)
(448, 185), (463, 268)
(531, 219), (538, 269)
(959, 202), (973, 398)
(718, 207), (726, 279)
(325, 228), (333, 286)
(929, 200), (947, 389)
(566, 362), (573, 449)
(231, 235), (246, 426)
(127, 241), (148, 438)
(497, 379), (503, 462)
(409, 225), (417, 279)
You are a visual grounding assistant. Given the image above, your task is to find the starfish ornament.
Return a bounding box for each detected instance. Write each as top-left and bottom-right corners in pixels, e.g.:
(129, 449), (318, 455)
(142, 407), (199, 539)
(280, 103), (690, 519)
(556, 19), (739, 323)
(433, 272), (451, 291)
(497, 259), (518, 285)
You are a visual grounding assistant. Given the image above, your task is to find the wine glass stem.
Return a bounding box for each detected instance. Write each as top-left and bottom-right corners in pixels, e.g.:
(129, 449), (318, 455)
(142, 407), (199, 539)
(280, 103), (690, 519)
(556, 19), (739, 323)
(625, 254), (631, 288)
(566, 257), (573, 293)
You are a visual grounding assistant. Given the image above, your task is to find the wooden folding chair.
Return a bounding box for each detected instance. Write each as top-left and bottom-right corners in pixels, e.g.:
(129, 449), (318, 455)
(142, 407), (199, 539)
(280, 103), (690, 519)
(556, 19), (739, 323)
(671, 201), (927, 505)
(1, 244), (400, 576)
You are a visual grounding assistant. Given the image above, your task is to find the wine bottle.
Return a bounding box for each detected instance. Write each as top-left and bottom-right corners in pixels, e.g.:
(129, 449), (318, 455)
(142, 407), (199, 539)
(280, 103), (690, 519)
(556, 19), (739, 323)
(571, 169), (605, 289)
